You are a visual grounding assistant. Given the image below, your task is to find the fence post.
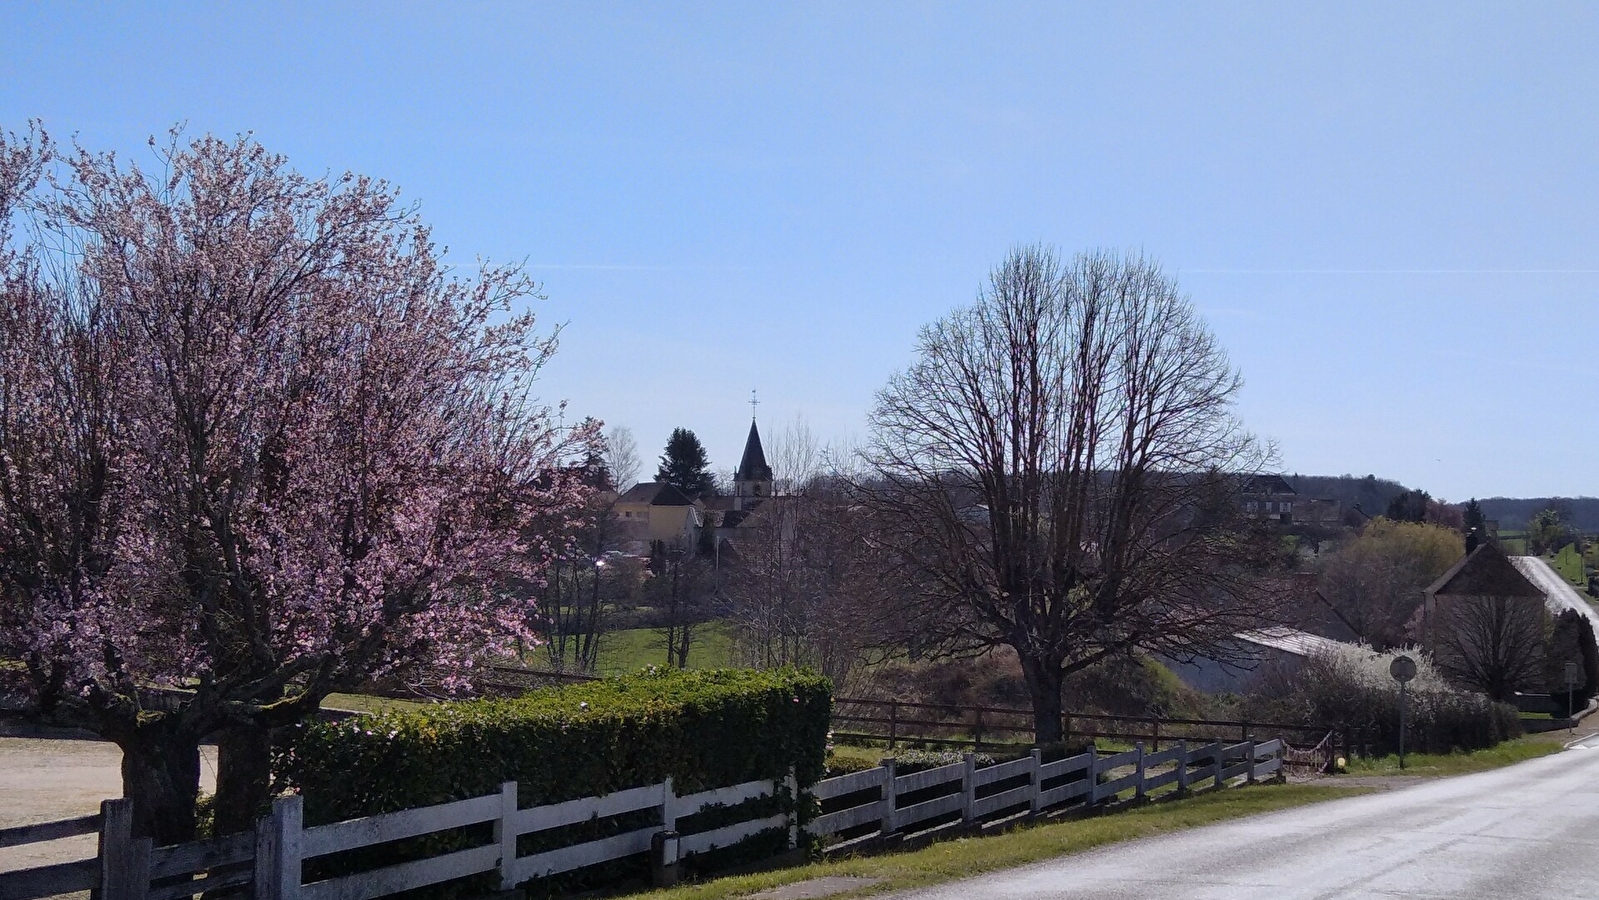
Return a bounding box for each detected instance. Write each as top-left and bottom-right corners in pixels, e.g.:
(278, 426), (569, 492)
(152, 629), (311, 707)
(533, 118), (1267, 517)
(1246, 740), (1257, 785)
(1176, 740), (1189, 796)
(785, 769), (800, 849)
(495, 781), (518, 890)
(265, 794), (303, 900)
(1028, 749), (1043, 816)
(99, 798), (134, 900)
(879, 758), (898, 835)
(974, 709), (985, 750)
(1151, 720), (1160, 752)
(128, 839), (151, 900)
(254, 802), (280, 900)
(1241, 721), (1250, 743)
(1134, 742), (1146, 802)
(662, 777), (677, 833)
(1086, 744), (1099, 804)
(1213, 743), (1225, 790)
(962, 752), (977, 824)
(888, 701), (899, 750)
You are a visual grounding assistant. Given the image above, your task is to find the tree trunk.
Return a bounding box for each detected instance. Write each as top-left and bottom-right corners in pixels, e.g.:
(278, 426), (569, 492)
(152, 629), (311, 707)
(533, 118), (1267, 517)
(119, 731), (202, 845)
(212, 724), (274, 836)
(1019, 653), (1065, 745)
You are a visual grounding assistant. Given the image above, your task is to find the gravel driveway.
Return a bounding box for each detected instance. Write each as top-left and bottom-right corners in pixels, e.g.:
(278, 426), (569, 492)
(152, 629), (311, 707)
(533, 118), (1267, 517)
(0, 729), (216, 873)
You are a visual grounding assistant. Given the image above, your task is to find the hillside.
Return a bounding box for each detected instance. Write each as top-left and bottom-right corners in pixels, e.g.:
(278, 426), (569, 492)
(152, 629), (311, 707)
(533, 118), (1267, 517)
(1476, 497), (1599, 531)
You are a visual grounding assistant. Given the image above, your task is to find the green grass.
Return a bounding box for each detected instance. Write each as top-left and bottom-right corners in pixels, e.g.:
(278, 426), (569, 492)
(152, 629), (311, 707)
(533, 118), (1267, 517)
(1553, 544), (1588, 586)
(1343, 736), (1560, 776)
(533, 622), (739, 675)
(611, 783), (1368, 900)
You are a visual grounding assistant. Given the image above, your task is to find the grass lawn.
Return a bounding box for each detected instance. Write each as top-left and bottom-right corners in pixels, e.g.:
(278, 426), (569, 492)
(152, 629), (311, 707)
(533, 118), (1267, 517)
(532, 622), (739, 675)
(612, 783), (1368, 900)
(1343, 735), (1561, 777)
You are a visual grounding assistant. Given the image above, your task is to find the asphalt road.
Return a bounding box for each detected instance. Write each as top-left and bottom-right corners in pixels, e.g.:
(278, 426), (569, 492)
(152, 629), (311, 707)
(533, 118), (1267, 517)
(892, 736), (1599, 900)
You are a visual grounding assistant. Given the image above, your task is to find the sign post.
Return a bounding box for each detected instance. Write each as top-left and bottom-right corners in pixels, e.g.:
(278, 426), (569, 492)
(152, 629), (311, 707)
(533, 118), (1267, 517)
(1390, 655), (1417, 770)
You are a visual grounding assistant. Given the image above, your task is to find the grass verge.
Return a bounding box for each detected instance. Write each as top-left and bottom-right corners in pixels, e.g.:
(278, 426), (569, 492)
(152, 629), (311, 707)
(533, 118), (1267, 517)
(612, 783), (1368, 900)
(1343, 735), (1561, 776)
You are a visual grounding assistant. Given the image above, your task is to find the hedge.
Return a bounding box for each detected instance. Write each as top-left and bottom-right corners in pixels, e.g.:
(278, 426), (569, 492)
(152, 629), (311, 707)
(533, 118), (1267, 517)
(274, 666), (831, 895)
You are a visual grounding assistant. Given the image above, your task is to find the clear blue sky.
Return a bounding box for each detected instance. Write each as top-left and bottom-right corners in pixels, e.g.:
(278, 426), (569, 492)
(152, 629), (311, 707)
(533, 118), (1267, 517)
(4, 2), (1596, 499)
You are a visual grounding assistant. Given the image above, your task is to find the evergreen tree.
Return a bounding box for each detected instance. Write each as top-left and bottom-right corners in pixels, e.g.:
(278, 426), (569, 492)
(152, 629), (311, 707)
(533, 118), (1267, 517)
(1385, 488), (1431, 523)
(1464, 498), (1485, 532)
(656, 427), (715, 498)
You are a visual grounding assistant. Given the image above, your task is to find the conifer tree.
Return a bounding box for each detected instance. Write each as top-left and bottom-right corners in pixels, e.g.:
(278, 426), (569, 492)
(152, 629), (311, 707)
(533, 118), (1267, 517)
(656, 427), (715, 498)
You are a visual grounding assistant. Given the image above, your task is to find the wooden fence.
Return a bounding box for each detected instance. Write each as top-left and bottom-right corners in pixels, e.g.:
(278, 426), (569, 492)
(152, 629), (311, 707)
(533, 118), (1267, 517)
(2, 739), (1284, 900)
(830, 696), (1320, 751)
(813, 739), (1282, 845)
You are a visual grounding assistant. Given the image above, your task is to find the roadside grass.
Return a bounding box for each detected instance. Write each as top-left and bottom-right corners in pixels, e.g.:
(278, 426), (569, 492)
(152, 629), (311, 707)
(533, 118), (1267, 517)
(613, 783), (1368, 900)
(1343, 736), (1561, 776)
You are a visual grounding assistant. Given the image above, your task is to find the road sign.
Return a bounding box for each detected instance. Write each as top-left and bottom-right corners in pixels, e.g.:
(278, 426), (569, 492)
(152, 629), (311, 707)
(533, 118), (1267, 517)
(1390, 655), (1417, 683)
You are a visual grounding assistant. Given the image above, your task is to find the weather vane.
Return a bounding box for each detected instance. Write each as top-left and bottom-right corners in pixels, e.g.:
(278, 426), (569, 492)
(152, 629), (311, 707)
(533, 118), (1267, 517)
(750, 388), (759, 419)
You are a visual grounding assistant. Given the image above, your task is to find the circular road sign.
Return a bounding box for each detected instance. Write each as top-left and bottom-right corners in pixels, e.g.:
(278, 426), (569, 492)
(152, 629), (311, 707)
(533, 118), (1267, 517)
(1390, 655), (1417, 684)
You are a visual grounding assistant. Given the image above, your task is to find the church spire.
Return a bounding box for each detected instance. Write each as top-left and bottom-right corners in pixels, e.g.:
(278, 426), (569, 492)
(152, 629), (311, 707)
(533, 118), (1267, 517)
(736, 418), (772, 483)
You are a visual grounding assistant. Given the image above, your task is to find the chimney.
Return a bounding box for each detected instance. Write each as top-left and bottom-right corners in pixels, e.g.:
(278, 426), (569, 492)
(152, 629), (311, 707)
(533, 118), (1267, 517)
(1466, 526), (1480, 555)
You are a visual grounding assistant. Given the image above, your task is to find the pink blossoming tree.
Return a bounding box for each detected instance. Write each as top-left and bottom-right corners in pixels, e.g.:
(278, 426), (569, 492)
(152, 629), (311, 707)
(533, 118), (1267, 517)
(0, 125), (596, 842)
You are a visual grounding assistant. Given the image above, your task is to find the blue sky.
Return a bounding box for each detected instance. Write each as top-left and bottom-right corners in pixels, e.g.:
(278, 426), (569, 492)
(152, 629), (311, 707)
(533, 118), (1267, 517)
(4, 2), (1596, 499)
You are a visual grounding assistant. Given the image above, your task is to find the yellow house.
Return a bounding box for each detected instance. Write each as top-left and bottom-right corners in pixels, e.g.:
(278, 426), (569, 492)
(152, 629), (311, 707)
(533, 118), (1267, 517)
(613, 482), (703, 548)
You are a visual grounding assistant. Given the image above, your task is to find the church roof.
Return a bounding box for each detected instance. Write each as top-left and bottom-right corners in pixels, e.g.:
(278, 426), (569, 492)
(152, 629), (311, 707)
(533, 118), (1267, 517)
(1425, 543), (1546, 599)
(736, 419), (773, 482)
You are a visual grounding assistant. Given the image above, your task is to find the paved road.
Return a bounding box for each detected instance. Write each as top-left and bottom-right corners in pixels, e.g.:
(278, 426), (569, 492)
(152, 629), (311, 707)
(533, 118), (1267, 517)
(893, 737), (1599, 900)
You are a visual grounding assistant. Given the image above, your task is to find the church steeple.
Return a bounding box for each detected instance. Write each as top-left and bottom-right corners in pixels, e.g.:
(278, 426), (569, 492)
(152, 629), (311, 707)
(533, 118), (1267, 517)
(734, 411), (773, 510)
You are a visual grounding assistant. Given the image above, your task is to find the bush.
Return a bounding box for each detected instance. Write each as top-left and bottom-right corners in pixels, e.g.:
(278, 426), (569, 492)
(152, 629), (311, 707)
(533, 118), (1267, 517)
(275, 667), (830, 895)
(891, 749), (995, 773)
(1243, 645), (1521, 756)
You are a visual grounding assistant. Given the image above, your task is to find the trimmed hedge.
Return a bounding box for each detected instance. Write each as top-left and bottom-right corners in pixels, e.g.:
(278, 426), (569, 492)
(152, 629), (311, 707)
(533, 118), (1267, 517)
(273, 667), (830, 895)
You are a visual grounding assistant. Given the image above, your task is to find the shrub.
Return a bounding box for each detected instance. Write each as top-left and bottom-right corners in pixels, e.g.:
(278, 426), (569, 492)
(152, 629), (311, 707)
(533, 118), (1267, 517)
(275, 666), (830, 895)
(891, 749), (995, 773)
(1244, 645), (1520, 756)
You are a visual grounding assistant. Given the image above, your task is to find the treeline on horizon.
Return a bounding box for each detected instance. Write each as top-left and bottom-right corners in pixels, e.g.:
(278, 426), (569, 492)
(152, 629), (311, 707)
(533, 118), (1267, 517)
(1283, 473), (1599, 531)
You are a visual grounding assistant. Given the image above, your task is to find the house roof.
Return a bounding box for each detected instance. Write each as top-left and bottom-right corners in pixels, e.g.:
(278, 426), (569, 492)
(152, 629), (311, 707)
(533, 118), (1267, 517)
(649, 484), (696, 507)
(616, 482), (663, 504)
(1243, 474), (1296, 495)
(615, 482), (697, 507)
(1425, 543), (1546, 599)
(1235, 626), (1353, 658)
(735, 419), (773, 482)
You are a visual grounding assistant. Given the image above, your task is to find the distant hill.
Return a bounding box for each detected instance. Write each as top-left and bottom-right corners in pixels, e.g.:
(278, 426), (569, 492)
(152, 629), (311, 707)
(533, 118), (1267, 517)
(1475, 497), (1599, 532)
(1277, 475), (1598, 532)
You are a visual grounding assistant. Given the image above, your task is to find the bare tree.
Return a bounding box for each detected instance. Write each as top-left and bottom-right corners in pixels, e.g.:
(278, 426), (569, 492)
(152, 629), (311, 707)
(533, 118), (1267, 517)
(1431, 595), (1547, 701)
(768, 414), (822, 493)
(853, 246), (1287, 743)
(724, 478), (887, 690)
(605, 424), (641, 490)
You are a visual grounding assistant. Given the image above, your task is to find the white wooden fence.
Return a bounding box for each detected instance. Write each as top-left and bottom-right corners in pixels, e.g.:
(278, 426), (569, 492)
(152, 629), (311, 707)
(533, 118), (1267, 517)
(813, 739), (1282, 843)
(3, 738), (1282, 900)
